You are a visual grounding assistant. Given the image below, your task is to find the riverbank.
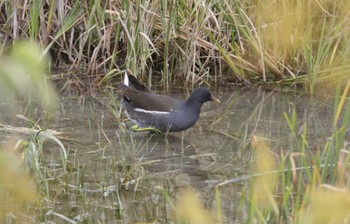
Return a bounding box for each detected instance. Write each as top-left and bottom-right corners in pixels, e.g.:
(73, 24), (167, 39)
(2, 0), (350, 91)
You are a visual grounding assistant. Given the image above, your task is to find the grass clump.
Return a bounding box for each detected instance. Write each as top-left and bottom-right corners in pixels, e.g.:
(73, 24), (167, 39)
(1, 0), (350, 89)
(212, 82), (350, 223)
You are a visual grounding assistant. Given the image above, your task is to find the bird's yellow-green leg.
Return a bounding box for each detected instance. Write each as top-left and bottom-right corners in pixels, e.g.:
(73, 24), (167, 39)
(130, 124), (162, 134)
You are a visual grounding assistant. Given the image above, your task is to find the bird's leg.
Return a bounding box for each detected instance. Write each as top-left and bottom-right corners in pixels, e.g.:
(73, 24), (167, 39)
(130, 124), (162, 134)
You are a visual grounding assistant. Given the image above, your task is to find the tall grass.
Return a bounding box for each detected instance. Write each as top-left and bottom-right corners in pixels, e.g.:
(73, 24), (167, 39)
(211, 82), (350, 223)
(1, 0), (350, 90)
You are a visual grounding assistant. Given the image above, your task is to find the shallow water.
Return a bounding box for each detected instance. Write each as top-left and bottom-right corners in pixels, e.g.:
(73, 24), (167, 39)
(0, 87), (335, 223)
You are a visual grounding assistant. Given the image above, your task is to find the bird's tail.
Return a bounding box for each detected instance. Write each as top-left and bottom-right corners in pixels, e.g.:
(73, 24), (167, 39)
(124, 71), (151, 92)
(124, 71), (129, 86)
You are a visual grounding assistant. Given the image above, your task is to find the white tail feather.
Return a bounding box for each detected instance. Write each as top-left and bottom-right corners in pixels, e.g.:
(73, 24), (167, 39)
(124, 71), (129, 86)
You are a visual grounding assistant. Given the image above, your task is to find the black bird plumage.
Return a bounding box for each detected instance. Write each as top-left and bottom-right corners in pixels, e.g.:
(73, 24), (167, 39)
(120, 73), (220, 132)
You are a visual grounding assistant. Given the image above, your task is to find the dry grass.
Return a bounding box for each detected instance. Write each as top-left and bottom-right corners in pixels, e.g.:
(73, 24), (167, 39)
(1, 0), (350, 90)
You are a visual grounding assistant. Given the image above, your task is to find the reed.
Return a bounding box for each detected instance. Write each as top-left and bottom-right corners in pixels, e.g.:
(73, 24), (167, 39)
(1, 0), (349, 90)
(2, 1), (350, 223)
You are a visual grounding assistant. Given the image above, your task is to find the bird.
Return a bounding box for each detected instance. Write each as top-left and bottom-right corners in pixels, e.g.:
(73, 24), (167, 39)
(119, 72), (220, 133)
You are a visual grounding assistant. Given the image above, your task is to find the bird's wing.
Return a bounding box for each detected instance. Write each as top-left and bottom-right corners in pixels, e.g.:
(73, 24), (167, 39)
(120, 84), (182, 112)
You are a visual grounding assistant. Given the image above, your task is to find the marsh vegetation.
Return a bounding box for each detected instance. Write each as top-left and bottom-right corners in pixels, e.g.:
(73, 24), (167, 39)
(1, 0), (350, 223)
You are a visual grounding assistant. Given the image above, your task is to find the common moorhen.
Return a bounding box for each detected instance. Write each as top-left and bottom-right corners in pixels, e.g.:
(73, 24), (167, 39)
(120, 72), (220, 133)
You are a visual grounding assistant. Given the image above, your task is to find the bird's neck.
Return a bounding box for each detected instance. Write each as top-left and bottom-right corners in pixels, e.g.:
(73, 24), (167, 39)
(185, 97), (203, 113)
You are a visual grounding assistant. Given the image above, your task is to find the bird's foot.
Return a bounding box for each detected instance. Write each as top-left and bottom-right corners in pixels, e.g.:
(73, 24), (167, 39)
(130, 125), (162, 134)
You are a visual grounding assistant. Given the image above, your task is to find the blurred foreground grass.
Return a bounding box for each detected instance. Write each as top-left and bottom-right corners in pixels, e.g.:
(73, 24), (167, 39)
(0, 144), (38, 221)
(0, 41), (58, 222)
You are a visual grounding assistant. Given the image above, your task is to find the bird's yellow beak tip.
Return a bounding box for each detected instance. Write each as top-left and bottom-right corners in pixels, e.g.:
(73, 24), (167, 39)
(211, 97), (220, 103)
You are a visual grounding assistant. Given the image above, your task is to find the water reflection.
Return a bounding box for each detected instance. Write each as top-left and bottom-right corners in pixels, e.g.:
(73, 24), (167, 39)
(0, 87), (336, 223)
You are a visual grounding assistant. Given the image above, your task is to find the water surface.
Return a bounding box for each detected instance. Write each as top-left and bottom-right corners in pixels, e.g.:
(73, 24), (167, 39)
(0, 87), (335, 223)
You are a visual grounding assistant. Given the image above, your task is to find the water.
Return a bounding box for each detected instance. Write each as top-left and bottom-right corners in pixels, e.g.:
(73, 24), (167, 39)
(0, 87), (335, 223)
